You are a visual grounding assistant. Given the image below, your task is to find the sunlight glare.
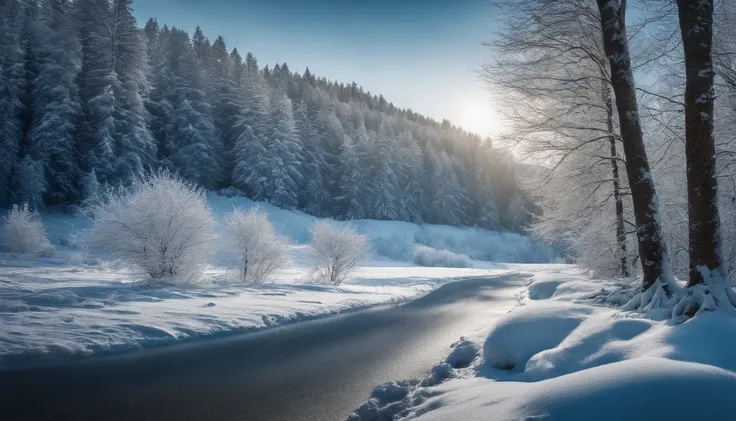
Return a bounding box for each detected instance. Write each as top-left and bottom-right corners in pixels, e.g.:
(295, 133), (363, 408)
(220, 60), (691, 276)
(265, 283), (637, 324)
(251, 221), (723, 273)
(457, 99), (505, 138)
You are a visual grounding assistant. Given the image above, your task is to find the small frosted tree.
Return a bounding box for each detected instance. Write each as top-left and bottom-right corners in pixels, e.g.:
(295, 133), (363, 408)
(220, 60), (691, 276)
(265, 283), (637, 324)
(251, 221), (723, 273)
(80, 170), (101, 209)
(224, 208), (289, 284)
(81, 171), (216, 283)
(309, 220), (371, 286)
(2, 204), (53, 256)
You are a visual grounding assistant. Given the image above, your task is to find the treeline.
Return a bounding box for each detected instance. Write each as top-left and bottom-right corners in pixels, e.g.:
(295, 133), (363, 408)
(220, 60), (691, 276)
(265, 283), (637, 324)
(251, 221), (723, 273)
(0, 0), (532, 230)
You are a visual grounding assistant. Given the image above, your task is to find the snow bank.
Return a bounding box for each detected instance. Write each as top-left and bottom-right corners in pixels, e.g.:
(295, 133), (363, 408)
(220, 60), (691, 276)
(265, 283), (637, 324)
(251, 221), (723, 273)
(525, 270), (606, 301)
(412, 246), (469, 268)
(482, 301), (593, 370)
(0, 259), (517, 367)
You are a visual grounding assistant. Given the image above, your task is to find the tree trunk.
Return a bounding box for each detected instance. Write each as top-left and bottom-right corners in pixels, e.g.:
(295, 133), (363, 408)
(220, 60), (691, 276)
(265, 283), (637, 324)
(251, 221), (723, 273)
(677, 0), (725, 286)
(596, 0), (670, 292)
(243, 254), (248, 281)
(603, 83), (629, 277)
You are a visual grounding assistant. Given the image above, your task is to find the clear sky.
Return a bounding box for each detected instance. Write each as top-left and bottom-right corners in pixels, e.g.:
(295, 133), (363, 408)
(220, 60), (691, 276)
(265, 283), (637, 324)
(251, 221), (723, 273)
(131, 0), (502, 138)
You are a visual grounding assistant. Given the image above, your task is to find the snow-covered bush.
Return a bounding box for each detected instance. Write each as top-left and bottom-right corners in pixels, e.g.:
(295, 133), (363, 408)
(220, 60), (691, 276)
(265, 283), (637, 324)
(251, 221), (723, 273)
(412, 245), (470, 268)
(81, 171), (216, 283)
(309, 220), (371, 286)
(372, 233), (412, 260)
(224, 208), (290, 284)
(1, 204), (54, 256)
(415, 225), (557, 263)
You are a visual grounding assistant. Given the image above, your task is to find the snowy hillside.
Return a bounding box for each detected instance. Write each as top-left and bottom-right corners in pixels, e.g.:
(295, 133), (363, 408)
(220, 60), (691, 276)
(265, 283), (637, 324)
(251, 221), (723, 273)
(0, 194), (552, 368)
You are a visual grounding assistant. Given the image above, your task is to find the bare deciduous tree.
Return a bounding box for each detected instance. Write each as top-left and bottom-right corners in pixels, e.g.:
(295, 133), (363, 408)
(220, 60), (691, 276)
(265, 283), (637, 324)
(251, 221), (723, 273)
(675, 0), (736, 313)
(483, 0), (634, 277)
(676, 0), (724, 288)
(596, 0), (675, 295)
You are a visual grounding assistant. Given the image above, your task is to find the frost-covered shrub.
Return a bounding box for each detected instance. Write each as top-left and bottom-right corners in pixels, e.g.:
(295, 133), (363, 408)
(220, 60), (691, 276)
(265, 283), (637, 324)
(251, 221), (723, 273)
(412, 245), (470, 268)
(415, 225), (557, 263)
(224, 208), (290, 284)
(372, 234), (412, 260)
(81, 171), (216, 283)
(1, 204), (54, 256)
(310, 221), (371, 286)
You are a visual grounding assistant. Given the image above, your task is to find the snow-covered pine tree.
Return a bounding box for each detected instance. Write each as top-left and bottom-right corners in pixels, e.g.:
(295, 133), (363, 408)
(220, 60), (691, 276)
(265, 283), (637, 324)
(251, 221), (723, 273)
(470, 145), (500, 230)
(191, 26), (211, 75)
(261, 93), (303, 209)
(370, 125), (400, 220)
(312, 97), (345, 215)
(165, 28), (221, 188)
(8, 0), (47, 208)
(75, 0), (116, 183)
(430, 151), (467, 226)
(80, 169), (101, 208)
(109, 0), (155, 182)
(143, 20), (175, 170)
(229, 48), (245, 84)
(451, 154), (473, 226)
(26, 0), (82, 205)
(338, 133), (365, 219)
(231, 61), (270, 194)
(0, 0), (28, 206)
(339, 119), (372, 219)
(294, 98), (327, 215)
(396, 129), (423, 223)
(244, 52), (258, 74)
(420, 142), (439, 223)
(232, 126), (265, 198)
(210, 36), (243, 186)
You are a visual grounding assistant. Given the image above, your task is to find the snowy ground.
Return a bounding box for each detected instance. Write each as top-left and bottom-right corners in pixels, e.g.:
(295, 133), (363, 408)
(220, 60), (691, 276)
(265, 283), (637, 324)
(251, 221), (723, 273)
(347, 266), (736, 421)
(0, 194), (552, 368)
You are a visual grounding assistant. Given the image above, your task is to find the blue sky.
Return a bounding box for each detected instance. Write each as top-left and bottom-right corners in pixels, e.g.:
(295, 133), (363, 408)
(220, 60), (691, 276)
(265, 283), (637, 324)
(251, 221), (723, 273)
(131, 0), (502, 137)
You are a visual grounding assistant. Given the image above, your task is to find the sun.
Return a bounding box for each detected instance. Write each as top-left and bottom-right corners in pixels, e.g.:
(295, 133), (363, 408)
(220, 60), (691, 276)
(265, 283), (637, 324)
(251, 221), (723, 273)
(457, 100), (505, 138)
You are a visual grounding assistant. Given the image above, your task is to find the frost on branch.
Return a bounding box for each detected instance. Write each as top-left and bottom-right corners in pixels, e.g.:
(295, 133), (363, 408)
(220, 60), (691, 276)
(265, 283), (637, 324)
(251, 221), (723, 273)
(224, 208), (289, 284)
(1, 204), (54, 256)
(309, 220), (371, 286)
(81, 171), (216, 283)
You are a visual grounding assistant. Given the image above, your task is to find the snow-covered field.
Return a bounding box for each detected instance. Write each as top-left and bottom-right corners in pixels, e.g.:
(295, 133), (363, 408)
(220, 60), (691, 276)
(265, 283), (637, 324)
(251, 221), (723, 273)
(0, 194), (551, 368)
(348, 266), (736, 421)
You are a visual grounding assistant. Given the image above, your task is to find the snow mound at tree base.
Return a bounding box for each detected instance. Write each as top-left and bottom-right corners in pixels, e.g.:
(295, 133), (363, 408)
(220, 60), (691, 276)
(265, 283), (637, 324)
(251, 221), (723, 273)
(410, 358), (736, 421)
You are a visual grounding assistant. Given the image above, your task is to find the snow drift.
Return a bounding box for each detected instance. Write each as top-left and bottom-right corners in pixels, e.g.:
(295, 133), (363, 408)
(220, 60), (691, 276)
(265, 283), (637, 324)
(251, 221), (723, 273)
(407, 358), (736, 421)
(482, 301), (592, 370)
